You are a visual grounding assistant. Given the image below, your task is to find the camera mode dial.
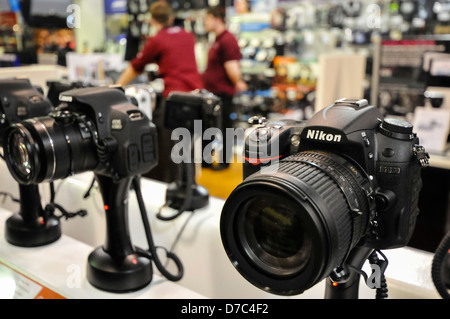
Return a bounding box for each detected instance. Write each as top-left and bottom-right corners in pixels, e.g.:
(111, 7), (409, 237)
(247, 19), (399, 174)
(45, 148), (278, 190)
(52, 110), (74, 125)
(248, 116), (267, 126)
(379, 118), (414, 140)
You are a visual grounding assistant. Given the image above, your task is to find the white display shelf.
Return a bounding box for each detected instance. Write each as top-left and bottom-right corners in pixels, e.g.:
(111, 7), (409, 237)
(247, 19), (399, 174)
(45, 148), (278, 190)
(0, 160), (442, 299)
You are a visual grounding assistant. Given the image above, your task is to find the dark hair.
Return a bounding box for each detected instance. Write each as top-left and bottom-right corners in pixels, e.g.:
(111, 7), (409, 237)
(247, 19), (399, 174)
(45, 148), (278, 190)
(206, 6), (226, 22)
(150, 1), (173, 26)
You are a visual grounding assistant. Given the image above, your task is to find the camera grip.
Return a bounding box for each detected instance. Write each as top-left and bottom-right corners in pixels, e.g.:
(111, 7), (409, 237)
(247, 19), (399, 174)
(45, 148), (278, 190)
(96, 175), (134, 258)
(86, 175), (153, 292)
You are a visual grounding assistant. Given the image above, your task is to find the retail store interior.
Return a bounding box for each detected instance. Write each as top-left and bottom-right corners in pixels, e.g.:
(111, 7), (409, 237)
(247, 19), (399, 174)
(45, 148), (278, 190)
(0, 0), (450, 300)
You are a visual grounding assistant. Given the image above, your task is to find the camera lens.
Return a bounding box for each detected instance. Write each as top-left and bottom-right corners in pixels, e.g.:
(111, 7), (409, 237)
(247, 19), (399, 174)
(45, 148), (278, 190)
(4, 113), (98, 184)
(220, 151), (373, 295)
(9, 131), (32, 180)
(238, 194), (312, 276)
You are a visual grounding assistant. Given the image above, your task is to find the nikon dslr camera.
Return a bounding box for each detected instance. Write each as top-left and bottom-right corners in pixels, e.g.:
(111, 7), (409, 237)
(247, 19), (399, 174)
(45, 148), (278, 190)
(220, 98), (429, 296)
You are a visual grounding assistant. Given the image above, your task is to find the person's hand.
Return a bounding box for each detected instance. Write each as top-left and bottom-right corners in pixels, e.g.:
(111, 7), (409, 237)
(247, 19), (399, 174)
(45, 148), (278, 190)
(235, 79), (248, 92)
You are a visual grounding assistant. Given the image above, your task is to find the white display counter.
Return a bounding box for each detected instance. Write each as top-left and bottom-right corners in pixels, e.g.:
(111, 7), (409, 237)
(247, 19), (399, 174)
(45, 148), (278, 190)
(0, 209), (205, 299)
(0, 161), (442, 299)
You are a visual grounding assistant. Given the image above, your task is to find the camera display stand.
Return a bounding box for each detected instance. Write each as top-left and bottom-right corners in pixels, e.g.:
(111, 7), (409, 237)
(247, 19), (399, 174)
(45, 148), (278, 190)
(165, 136), (209, 213)
(86, 175), (153, 293)
(166, 161), (209, 212)
(324, 247), (373, 299)
(5, 184), (61, 247)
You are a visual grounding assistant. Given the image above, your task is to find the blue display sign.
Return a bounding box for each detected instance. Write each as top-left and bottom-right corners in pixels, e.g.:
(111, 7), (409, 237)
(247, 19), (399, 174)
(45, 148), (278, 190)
(104, 0), (127, 14)
(8, 0), (20, 12)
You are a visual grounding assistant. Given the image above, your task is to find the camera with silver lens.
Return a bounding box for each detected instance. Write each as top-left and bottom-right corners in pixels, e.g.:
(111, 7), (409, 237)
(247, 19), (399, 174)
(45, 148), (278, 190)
(0, 78), (61, 247)
(3, 86), (159, 292)
(220, 98), (430, 297)
(4, 86), (157, 184)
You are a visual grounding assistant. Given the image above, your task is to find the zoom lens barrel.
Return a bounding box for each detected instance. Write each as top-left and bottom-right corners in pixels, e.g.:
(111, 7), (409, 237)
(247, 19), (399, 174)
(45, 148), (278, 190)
(4, 111), (98, 184)
(220, 151), (374, 295)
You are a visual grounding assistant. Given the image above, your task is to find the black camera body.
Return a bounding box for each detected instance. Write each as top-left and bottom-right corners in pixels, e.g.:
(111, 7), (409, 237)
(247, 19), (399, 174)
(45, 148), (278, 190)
(221, 98), (429, 296)
(245, 98), (428, 250)
(46, 79), (91, 108)
(243, 118), (306, 178)
(162, 90), (222, 213)
(0, 78), (53, 141)
(4, 87), (157, 184)
(58, 87), (158, 179)
(164, 89), (222, 132)
(3, 86), (159, 292)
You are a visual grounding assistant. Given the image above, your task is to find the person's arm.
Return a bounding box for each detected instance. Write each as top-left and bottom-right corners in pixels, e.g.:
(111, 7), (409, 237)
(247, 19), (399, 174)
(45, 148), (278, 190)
(116, 64), (141, 87)
(117, 35), (159, 86)
(224, 60), (248, 92)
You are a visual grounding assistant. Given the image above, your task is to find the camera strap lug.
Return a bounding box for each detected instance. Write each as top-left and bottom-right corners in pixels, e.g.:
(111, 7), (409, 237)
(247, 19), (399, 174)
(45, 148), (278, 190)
(330, 265), (351, 284)
(413, 145), (430, 167)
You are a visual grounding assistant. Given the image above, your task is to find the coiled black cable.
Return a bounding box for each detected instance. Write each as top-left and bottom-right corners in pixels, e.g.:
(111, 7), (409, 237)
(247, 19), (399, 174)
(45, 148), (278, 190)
(431, 230), (450, 299)
(368, 250), (389, 299)
(132, 176), (184, 282)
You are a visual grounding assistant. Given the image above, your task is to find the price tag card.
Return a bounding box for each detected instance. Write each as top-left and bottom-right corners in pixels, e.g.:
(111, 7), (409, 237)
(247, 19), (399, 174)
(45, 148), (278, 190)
(413, 107), (450, 153)
(0, 261), (65, 299)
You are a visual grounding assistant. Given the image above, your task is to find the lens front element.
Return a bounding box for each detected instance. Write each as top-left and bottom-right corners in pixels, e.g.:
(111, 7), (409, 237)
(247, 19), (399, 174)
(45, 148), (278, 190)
(9, 132), (32, 179)
(240, 195), (312, 276)
(5, 125), (39, 184)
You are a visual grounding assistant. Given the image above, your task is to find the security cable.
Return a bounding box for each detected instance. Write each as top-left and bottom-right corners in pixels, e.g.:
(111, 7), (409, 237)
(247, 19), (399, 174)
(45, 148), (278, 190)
(347, 250), (389, 299)
(83, 177), (97, 199)
(0, 191), (20, 204)
(432, 230), (450, 299)
(368, 250), (389, 299)
(46, 181), (87, 221)
(132, 175), (184, 282)
(0, 155), (87, 221)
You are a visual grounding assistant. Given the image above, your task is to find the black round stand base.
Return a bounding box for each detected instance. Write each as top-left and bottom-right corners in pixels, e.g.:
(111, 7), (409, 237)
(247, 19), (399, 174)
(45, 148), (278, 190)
(166, 182), (209, 211)
(5, 213), (61, 247)
(86, 246), (153, 293)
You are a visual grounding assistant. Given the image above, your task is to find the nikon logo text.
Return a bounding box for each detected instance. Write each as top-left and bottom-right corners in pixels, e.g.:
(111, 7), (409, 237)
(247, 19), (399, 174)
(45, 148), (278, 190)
(306, 129), (342, 142)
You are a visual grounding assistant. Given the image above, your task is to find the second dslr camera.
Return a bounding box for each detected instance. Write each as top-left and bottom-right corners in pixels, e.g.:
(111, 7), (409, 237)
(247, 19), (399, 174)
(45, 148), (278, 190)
(4, 86), (157, 184)
(220, 98), (429, 296)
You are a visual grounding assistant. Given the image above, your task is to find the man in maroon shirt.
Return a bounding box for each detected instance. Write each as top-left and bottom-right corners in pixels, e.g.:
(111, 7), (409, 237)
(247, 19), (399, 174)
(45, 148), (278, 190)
(117, 1), (203, 182)
(203, 6), (248, 170)
(117, 1), (202, 97)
